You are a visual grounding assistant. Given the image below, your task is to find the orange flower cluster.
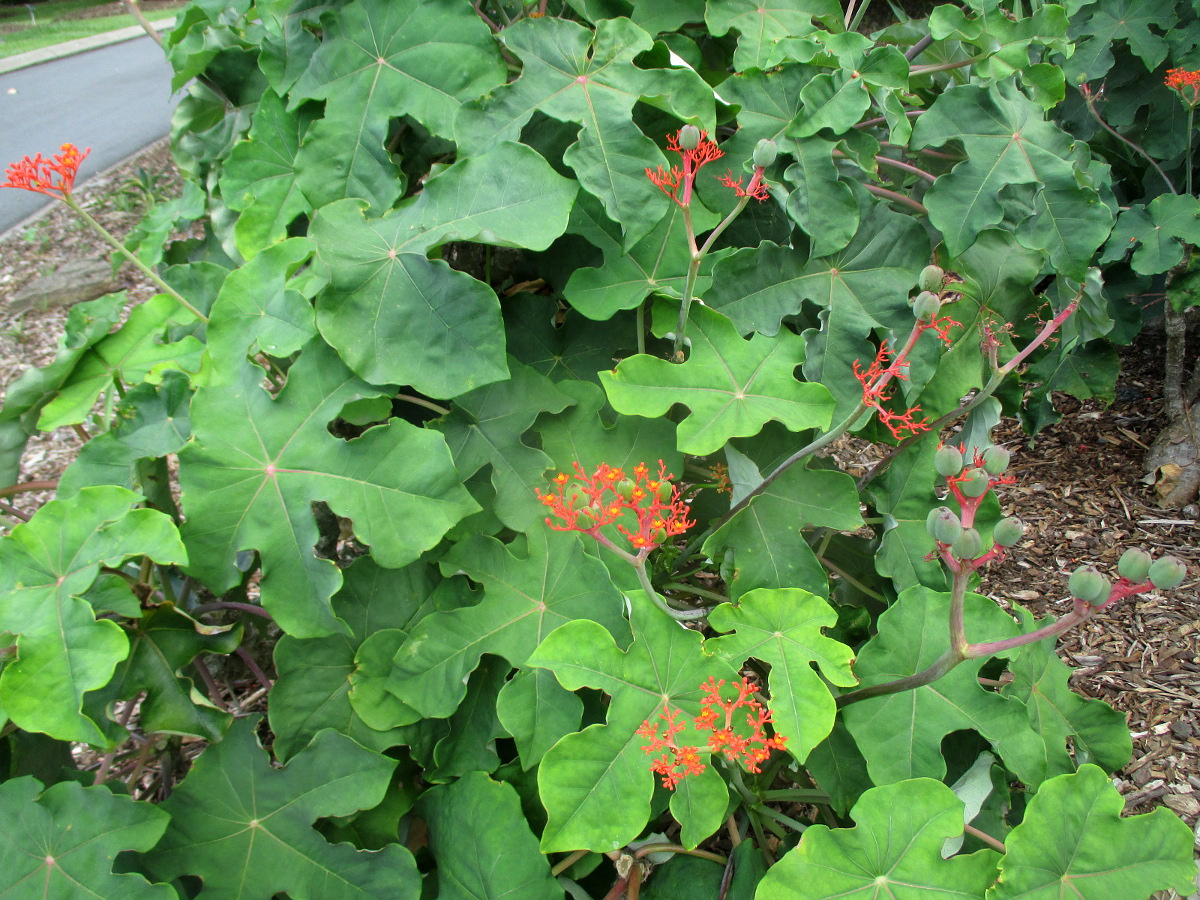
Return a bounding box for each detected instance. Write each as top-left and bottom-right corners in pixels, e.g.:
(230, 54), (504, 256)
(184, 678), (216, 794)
(1, 143), (90, 198)
(537, 461), (694, 552)
(637, 677), (788, 789)
(853, 342), (930, 440)
(718, 168), (770, 201)
(645, 128), (724, 207)
(1166, 68), (1200, 107)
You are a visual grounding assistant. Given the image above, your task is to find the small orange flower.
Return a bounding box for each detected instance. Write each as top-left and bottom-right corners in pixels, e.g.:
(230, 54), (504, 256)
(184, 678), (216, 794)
(2, 143), (90, 198)
(1166, 68), (1200, 107)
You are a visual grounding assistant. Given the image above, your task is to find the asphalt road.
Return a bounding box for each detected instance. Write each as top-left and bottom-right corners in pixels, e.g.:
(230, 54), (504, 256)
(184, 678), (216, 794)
(0, 35), (177, 235)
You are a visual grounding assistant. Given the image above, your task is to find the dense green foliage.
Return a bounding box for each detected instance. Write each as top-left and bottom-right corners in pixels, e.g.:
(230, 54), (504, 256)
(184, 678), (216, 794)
(1, 0), (1198, 897)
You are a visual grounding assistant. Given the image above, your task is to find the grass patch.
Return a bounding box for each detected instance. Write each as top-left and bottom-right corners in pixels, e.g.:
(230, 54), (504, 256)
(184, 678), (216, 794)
(0, 1), (185, 59)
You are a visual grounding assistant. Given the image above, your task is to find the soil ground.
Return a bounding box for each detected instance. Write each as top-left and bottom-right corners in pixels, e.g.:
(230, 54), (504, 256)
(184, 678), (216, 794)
(1, 139), (1198, 894)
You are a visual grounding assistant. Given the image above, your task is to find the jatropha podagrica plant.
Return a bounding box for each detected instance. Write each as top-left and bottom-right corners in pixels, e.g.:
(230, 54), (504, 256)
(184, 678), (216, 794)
(3, 3), (1200, 899)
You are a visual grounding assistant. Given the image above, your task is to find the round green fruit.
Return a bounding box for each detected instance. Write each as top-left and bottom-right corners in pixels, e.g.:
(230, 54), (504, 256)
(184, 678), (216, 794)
(958, 468), (991, 498)
(678, 125), (701, 150)
(919, 264), (945, 292)
(1068, 565), (1110, 606)
(1148, 555), (1186, 590)
(753, 138), (778, 167)
(935, 445), (964, 477)
(912, 291), (941, 321)
(615, 478), (636, 501)
(1117, 548), (1152, 582)
(926, 507), (963, 544)
(981, 445), (1011, 476)
(951, 527), (982, 561)
(992, 516), (1024, 547)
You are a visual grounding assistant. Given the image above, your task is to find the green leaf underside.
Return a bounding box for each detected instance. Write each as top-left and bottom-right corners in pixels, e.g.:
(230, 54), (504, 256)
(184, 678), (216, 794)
(144, 718), (420, 899)
(178, 338), (478, 639)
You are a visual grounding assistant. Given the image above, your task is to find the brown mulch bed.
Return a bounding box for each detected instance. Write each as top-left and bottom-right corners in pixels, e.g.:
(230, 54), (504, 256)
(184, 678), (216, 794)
(1, 139), (1198, 892)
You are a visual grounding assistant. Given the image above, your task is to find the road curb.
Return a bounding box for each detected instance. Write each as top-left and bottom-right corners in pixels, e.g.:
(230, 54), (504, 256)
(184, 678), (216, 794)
(0, 17), (175, 75)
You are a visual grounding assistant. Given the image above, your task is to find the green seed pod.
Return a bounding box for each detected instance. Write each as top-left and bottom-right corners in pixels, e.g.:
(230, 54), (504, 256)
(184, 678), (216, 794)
(919, 264), (945, 292)
(1068, 565), (1111, 606)
(1148, 555), (1187, 590)
(926, 507), (963, 545)
(656, 481), (674, 502)
(753, 138), (778, 167)
(678, 125), (701, 150)
(651, 527), (668, 545)
(992, 516), (1024, 547)
(951, 527), (982, 561)
(958, 468), (991, 498)
(981, 445), (1011, 476)
(912, 291), (941, 321)
(615, 478), (636, 501)
(1117, 548), (1153, 582)
(562, 483), (586, 507)
(935, 445), (965, 477)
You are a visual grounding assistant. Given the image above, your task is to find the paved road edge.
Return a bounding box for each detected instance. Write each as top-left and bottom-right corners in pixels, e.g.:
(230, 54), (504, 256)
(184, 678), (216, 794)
(0, 18), (175, 76)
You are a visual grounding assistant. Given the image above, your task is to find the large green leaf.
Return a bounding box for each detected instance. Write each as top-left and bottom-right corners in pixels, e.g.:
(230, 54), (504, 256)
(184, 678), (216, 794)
(1001, 619), (1132, 781)
(910, 78), (1112, 279)
(0, 777), (173, 900)
(869, 438), (947, 592)
(218, 90), (315, 258)
(785, 136), (858, 257)
(758, 779), (1000, 899)
(418, 772), (563, 900)
(270, 557), (442, 761)
(705, 0), (839, 72)
(311, 141), (577, 396)
(1100, 194), (1200, 276)
(83, 604), (241, 745)
(702, 464), (863, 600)
(504, 295), (639, 384)
(990, 765), (1196, 899)
(929, 4), (1072, 88)
(178, 339), (478, 639)
(707, 588), (856, 761)
(497, 667), (583, 771)
(529, 595), (740, 853)
(0, 486), (186, 744)
(431, 358), (574, 531)
(1066, 0), (1175, 82)
(537, 380), (682, 482)
(601, 304), (835, 455)
(456, 17), (715, 246)
(388, 528), (627, 719)
(144, 717), (420, 899)
(840, 587), (1045, 787)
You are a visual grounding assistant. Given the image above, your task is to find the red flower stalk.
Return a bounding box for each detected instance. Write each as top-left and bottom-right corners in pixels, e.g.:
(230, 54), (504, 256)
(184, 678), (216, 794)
(919, 311), (961, 345)
(537, 460), (695, 555)
(718, 167), (770, 201)
(646, 128), (724, 207)
(637, 677), (788, 790)
(2, 143), (90, 198)
(1166, 68), (1200, 107)
(853, 342), (930, 440)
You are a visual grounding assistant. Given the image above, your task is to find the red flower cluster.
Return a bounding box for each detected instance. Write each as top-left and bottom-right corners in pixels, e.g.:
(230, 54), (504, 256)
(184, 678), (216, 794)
(537, 461), (694, 553)
(2, 143), (90, 198)
(718, 169), (770, 201)
(1166, 68), (1200, 107)
(637, 677), (788, 790)
(853, 342), (930, 440)
(645, 128), (724, 207)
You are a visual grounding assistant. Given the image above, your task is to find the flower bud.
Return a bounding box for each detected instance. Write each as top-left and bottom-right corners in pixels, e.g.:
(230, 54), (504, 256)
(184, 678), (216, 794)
(1148, 555), (1187, 590)
(935, 445), (964, 477)
(1068, 565), (1110, 606)
(992, 516), (1024, 547)
(957, 468), (991, 498)
(926, 506), (962, 544)
(919, 264), (945, 292)
(678, 125), (701, 150)
(951, 527), (982, 561)
(913, 291), (941, 321)
(981, 445), (1010, 476)
(1117, 548), (1152, 582)
(753, 138), (778, 167)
